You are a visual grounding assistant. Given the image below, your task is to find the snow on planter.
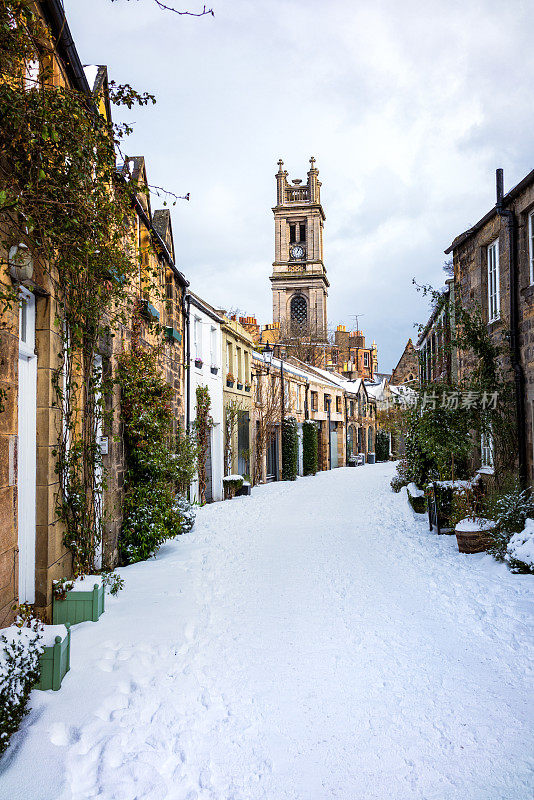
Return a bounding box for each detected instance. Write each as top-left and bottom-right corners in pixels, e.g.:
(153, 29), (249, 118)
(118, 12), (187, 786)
(406, 483), (426, 513)
(455, 517), (494, 554)
(506, 519), (534, 571)
(53, 575), (105, 625)
(223, 474), (244, 499)
(35, 624), (71, 692)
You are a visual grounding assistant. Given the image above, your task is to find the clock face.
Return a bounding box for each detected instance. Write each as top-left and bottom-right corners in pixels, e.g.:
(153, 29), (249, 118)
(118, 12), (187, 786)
(291, 245), (304, 260)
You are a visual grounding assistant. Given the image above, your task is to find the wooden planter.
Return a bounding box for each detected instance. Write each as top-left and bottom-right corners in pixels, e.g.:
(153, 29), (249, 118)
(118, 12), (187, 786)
(455, 521), (494, 554)
(53, 582), (105, 625)
(235, 482), (251, 497)
(36, 624), (71, 691)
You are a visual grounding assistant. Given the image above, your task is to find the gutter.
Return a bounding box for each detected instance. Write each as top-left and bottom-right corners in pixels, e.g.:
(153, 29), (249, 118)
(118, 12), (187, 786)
(496, 168), (527, 486)
(42, 0), (91, 94)
(132, 195), (188, 288)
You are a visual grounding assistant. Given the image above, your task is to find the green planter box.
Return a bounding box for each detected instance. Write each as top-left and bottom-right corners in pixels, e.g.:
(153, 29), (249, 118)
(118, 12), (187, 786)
(165, 326), (182, 344)
(36, 624), (71, 691)
(53, 582), (105, 625)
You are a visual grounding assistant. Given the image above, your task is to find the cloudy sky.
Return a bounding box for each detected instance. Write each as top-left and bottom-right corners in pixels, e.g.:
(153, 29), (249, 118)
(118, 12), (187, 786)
(65, 0), (533, 372)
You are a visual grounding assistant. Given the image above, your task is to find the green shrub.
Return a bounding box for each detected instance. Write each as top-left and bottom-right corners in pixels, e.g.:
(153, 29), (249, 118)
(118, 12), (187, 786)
(482, 483), (534, 562)
(0, 621), (42, 756)
(303, 421), (318, 476)
(282, 416), (298, 481)
(376, 429), (389, 462)
(118, 348), (198, 563)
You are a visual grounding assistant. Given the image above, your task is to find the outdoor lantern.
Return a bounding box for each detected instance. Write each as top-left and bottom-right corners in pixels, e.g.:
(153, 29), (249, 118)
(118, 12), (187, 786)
(263, 340), (273, 371)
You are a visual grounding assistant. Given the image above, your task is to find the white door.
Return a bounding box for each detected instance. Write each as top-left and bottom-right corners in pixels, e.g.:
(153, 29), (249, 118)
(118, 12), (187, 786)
(17, 288), (37, 604)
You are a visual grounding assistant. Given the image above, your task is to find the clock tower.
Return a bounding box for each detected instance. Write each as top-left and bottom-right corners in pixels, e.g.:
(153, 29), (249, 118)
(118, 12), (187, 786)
(270, 156), (329, 340)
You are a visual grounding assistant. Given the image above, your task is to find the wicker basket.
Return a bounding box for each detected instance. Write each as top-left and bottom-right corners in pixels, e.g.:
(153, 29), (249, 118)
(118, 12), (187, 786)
(455, 521), (494, 554)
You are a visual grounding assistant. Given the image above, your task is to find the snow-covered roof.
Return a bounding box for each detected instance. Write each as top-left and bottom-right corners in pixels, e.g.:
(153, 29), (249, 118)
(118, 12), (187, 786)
(252, 353), (341, 388)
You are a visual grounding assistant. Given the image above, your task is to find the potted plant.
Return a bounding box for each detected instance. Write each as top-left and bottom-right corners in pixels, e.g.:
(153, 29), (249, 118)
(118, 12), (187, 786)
(223, 474), (243, 499)
(226, 372), (235, 388)
(194, 357), (203, 369)
(244, 381), (251, 392)
(455, 517), (495, 554)
(52, 575), (105, 625)
(210, 365), (218, 375)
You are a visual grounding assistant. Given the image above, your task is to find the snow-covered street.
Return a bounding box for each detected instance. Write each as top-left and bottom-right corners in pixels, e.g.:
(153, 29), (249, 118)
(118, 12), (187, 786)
(1, 462), (533, 800)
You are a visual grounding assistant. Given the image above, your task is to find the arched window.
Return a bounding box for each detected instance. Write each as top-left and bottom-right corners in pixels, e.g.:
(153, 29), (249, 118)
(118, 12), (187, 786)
(290, 294), (307, 332)
(368, 427), (373, 452)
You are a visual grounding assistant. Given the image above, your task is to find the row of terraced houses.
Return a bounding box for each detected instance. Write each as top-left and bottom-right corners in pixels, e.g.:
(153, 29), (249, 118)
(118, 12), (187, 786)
(0, 1), (403, 625)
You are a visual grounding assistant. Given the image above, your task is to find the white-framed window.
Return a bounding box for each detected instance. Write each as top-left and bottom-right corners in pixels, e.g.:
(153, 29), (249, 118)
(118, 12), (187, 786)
(487, 240), (500, 323)
(529, 211), (534, 286)
(194, 316), (202, 359)
(363, 351), (369, 368)
(481, 430), (494, 469)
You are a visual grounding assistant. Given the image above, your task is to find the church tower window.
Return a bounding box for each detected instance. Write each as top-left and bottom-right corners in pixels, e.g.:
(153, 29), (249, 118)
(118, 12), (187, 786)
(290, 295), (307, 331)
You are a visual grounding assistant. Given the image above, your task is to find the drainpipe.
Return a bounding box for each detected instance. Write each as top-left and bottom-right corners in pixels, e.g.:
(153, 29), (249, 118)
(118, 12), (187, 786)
(496, 169), (527, 486)
(184, 293), (191, 431)
(304, 381), (310, 420)
(327, 397), (331, 470)
(345, 395), (349, 466)
(279, 358), (285, 480)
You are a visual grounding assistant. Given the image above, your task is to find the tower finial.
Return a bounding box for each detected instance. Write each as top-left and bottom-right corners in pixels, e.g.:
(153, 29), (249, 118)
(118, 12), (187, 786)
(277, 158), (284, 173)
(309, 155), (316, 169)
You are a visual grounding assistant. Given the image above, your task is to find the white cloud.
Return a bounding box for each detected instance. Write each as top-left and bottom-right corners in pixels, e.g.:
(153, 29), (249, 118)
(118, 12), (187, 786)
(66, 0), (533, 370)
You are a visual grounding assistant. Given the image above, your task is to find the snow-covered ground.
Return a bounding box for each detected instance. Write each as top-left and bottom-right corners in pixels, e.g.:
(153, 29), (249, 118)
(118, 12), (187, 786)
(1, 462), (533, 800)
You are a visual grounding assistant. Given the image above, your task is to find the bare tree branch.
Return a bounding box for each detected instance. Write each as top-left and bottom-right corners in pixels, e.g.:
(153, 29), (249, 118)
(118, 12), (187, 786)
(110, 0), (214, 15)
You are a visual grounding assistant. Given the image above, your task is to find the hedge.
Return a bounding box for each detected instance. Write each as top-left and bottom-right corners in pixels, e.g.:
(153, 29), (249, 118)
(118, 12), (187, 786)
(303, 421), (318, 476)
(282, 416), (298, 481)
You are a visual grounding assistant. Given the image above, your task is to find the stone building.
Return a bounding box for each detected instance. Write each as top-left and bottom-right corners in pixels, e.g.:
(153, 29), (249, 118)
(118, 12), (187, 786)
(0, 4), (188, 623)
(271, 157), (328, 340)
(391, 338), (419, 386)
(331, 325), (377, 381)
(445, 167), (534, 483)
(416, 279), (457, 386)
(221, 315), (255, 478)
(251, 351), (346, 481)
(0, 4), (94, 625)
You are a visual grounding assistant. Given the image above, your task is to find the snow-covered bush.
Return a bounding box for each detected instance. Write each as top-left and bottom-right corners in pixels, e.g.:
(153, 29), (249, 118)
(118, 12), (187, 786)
(391, 459), (410, 492)
(172, 494), (196, 534)
(483, 485), (534, 563)
(506, 519), (534, 573)
(100, 571), (125, 596)
(0, 621), (43, 755)
(52, 577), (75, 601)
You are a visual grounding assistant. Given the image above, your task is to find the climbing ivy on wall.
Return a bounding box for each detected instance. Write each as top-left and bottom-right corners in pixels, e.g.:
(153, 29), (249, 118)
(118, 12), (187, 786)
(194, 385), (212, 504)
(0, 1), (158, 573)
(118, 346), (197, 562)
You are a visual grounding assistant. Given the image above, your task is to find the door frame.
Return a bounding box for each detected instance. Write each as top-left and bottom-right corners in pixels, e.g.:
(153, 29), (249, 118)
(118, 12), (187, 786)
(17, 287), (37, 604)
